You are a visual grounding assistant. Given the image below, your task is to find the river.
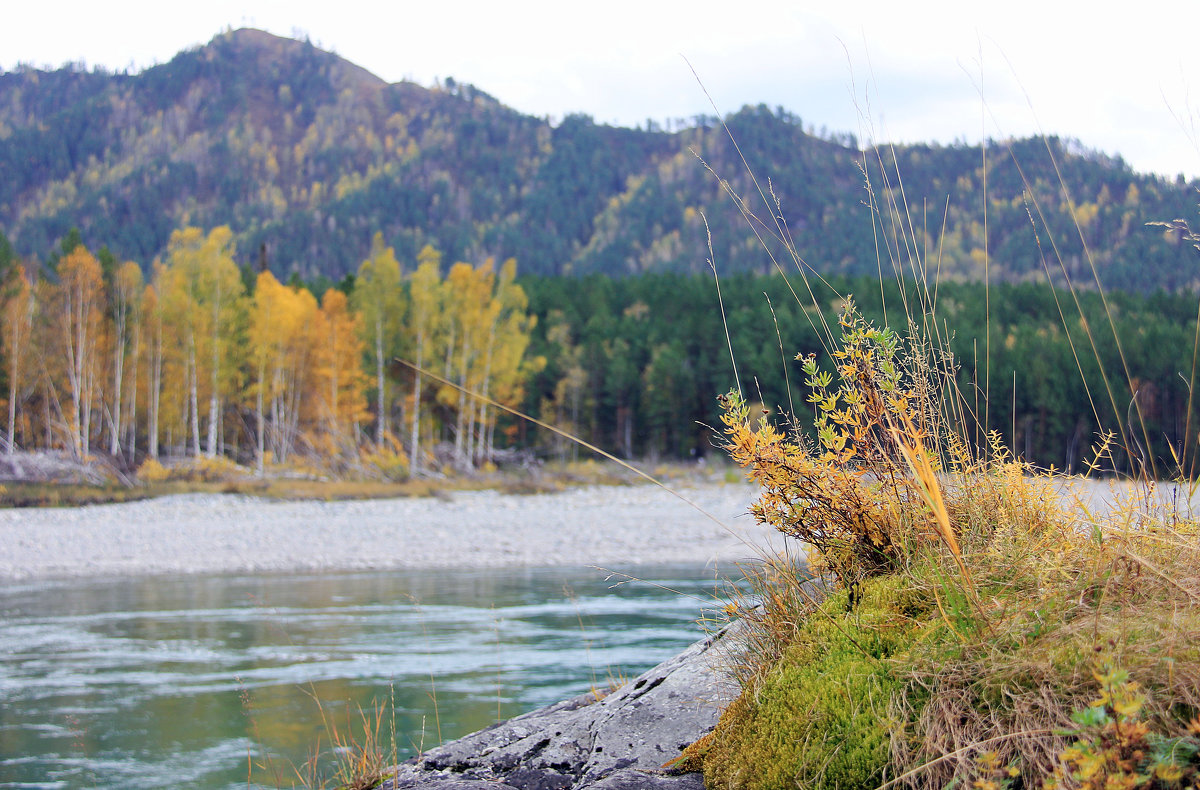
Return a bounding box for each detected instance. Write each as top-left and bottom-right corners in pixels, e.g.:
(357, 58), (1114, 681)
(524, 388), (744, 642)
(0, 564), (733, 789)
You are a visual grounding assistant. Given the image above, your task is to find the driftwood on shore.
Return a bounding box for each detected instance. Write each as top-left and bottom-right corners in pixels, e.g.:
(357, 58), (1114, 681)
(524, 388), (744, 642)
(0, 450), (128, 486)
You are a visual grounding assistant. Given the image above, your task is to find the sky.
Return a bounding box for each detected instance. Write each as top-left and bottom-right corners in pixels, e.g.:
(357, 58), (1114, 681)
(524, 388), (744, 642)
(5, 1), (1200, 180)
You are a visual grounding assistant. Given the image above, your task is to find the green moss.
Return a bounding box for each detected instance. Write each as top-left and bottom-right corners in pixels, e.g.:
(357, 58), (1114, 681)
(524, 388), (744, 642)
(694, 575), (931, 789)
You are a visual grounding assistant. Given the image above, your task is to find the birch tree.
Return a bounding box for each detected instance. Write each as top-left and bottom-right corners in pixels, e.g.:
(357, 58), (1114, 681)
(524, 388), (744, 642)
(477, 258), (539, 463)
(142, 279), (165, 459)
(406, 245), (442, 473)
(316, 288), (369, 462)
(44, 246), (105, 458)
(2, 266), (35, 453)
(106, 260), (143, 456)
(442, 260), (494, 468)
(352, 232), (404, 446)
(160, 227), (246, 457)
(248, 271), (320, 470)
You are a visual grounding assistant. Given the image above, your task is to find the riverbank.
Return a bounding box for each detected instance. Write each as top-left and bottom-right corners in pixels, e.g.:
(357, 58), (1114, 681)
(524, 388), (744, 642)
(0, 450), (715, 507)
(0, 481), (785, 581)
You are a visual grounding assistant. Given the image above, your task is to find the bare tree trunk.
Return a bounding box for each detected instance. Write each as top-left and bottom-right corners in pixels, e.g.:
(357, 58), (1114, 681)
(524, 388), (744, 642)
(4, 279), (35, 455)
(206, 273), (222, 458)
(110, 310), (126, 456)
(455, 334), (471, 469)
(43, 380), (52, 449)
(466, 399), (477, 468)
(5, 392), (14, 454)
(375, 318), (386, 446)
(148, 319), (162, 460)
(256, 382), (265, 476)
(6, 322), (20, 453)
(189, 343), (201, 457)
(409, 329), (423, 474)
(125, 320), (140, 463)
(475, 323), (497, 466)
(330, 327), (341, 454)
(206, 369), (219, 458)
(80, 345), (93, 457)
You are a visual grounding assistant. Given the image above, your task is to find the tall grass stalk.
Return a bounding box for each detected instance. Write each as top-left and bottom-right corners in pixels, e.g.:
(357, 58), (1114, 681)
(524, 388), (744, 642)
(677, 71), (1200, 789)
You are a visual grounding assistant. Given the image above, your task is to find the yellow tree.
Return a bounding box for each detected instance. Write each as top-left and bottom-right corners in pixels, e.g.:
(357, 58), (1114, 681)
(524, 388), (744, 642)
(160, 227), (246, 457)
(43, 246), (106, 458)
(141, 278), (166, 459)
(351, 232), (404, 446)
(427, 258), (539, 469)
(448, 258), (504, 468)
(442, 260), (496, 468)
(315, 288), (369, 463)
(406, 245), (442, 473)
(106, 260), (143, 457)
(273, 284), (319, 465)
(248, 271), (284, 473)
(476, 259), (539, 463)
(248, 271), (320, 471)
(2, 265), (35, 453)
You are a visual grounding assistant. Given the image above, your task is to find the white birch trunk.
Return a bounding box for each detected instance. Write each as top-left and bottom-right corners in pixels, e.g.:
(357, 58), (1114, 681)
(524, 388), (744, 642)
(375, 316), (386, 446)
(455, 334), (471, 469)
(256, 379), (265, 476)
(148, 321), (162, 459)
(189, 340), (201, 457)
(205, 275), (221, 458)
(125, 318), (140, 462)
(109, 303), (126, 456)
(409, 328), (423, 473)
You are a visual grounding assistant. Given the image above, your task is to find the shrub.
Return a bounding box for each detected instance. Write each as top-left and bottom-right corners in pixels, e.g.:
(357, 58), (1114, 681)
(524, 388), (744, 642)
(694, 296), (1200, 790)
(358, 433), (410, 481)
(136, 457), (169, 483)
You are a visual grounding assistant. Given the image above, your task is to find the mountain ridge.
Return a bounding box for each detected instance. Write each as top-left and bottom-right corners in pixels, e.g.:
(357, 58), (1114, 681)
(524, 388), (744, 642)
(1, 28), (1197, 292)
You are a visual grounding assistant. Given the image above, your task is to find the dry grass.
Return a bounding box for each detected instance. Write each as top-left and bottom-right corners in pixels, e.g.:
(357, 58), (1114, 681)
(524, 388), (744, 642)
(298, 698), (397, 790)
(693, 301), (1200, 789)
(890, 489), (1200, 789)
(670, 70), (1200, 787)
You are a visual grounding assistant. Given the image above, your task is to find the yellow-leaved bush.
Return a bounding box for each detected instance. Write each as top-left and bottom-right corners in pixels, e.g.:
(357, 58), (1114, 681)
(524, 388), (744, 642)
(718, 300), (938, 587)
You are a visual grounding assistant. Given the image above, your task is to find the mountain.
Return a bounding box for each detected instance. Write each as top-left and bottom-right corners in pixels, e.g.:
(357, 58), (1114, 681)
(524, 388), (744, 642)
(1, 28), (1198, 292)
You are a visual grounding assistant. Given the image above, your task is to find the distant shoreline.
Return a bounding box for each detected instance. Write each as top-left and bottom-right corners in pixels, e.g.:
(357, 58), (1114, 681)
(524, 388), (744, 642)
(0, 482), (785, 582)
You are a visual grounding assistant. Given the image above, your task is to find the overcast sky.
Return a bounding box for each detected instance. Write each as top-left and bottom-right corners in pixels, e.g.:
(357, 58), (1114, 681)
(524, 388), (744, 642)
(5, 1), (1200, 180)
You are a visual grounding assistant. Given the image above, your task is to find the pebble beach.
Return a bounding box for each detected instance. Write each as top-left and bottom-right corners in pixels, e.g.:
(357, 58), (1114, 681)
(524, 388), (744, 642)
(3, 474), (1194, 582)
(0, 482), (787, 581)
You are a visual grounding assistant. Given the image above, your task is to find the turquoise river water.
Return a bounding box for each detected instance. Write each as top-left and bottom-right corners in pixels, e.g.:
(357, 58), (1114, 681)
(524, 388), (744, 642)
(0, 564), (731, 789)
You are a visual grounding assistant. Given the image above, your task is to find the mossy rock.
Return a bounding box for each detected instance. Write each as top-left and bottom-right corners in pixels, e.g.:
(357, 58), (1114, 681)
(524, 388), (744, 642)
(689, 575), (930, 790)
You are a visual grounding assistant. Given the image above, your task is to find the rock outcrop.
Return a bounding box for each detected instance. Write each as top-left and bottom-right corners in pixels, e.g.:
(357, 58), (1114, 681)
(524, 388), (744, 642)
(381, 623), (740, 790)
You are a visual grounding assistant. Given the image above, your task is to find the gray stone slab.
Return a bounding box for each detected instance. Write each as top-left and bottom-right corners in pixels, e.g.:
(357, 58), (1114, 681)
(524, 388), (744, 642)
(379, 622), (739, 790)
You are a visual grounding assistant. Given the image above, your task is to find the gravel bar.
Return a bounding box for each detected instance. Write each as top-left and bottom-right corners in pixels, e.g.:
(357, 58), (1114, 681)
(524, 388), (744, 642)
(0, 482), (787, 581)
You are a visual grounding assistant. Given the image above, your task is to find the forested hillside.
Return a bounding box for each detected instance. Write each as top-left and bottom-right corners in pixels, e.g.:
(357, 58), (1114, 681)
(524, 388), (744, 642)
(4, 28), (1200, 479)
(2, 28), (1198, 291)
